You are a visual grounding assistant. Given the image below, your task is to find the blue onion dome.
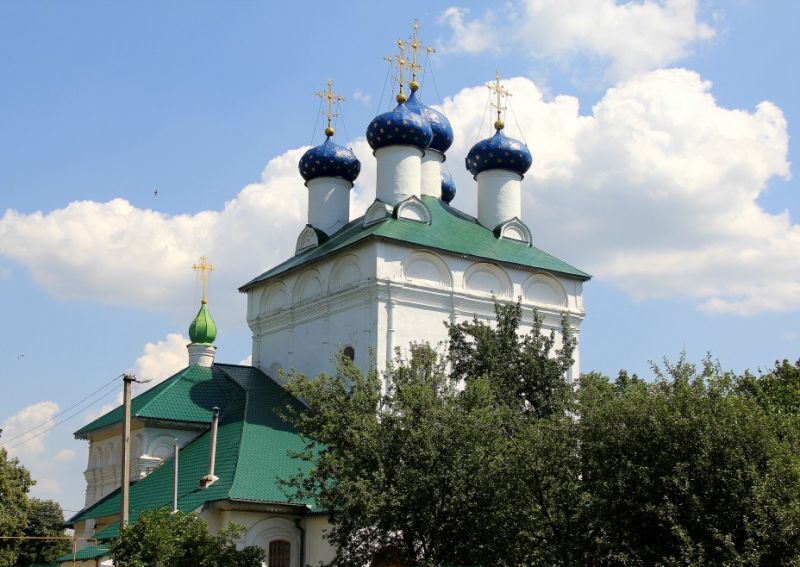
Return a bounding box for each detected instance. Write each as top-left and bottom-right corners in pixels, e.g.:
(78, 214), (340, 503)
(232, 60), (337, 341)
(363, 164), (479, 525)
(405, 91), (454, 154)
(366, 102), (433, 152)
(441, 172), (456, 203)
(465, 128), (532, 179)
(299, 136), (361, 184)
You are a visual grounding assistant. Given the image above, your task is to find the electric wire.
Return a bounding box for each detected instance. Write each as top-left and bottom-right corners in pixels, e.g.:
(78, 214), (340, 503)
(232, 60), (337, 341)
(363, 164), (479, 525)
(335, 99), (353, 149)
(2, 382), (121, 452)
(309, 95), (324, 146)
(508, 98), (530, 147)
(375, 59), (393, 115)
(0, 374), (122, 447)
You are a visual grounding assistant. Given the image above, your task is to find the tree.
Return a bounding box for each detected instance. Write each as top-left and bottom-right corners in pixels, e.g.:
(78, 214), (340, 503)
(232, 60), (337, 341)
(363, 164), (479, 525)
(109, 508), (264, 567)
(16, 498), (71, 566)
(0, 433), (34, 565)
(282, 303), (580, 566)
(578, 356), (800, 565)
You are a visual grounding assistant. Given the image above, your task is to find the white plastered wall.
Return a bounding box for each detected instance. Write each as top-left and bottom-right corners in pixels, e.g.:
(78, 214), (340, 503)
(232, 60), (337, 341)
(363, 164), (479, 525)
(246, 238), (584, 381)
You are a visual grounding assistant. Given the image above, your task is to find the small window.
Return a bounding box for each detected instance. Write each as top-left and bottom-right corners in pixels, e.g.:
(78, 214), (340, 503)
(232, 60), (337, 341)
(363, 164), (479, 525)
(268, 539), (290, 567)
(343, 346), (355, 361)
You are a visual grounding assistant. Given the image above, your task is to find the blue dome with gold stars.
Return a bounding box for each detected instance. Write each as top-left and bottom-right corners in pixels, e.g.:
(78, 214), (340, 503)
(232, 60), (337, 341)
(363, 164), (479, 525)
(367, 102), (433, 152)
(299, 137), (361, 184)
(465, 129), (532, 179)
(405, 91), (454, 155)
(441, 172), (456, 203)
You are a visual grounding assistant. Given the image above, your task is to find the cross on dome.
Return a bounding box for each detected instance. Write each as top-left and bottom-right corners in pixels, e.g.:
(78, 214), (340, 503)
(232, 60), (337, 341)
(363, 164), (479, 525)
(408, 19), (434, 92)
(487, 70), (512, 131)
(315, 80), (344, 137)
(384, 39), (411, 103)
(192, 255), (214, 304)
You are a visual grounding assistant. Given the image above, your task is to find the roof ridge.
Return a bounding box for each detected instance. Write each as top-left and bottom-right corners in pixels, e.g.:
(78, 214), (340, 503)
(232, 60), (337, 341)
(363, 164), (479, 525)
(215, 365), (252, 499)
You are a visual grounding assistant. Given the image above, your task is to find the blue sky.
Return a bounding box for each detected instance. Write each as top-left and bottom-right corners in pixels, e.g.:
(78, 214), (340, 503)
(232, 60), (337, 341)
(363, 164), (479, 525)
(0, 0), (798, 515)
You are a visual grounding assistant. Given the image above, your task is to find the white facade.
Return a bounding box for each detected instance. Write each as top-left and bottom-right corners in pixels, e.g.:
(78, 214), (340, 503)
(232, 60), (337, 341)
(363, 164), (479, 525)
(246, 238), (585, 382)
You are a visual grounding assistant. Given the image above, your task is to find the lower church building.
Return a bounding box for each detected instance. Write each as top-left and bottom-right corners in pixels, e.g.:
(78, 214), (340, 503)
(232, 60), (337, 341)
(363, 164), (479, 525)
(60, 45), (589, 567)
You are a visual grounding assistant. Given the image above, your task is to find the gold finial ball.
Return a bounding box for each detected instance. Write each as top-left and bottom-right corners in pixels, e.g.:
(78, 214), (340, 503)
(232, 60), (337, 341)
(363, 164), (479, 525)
(409, 80), (420, 92)
(494, 119), (505, 130)
(396, 92), (408, 104)
(202, 298), (208, 304)
(325, 126), (335, 137)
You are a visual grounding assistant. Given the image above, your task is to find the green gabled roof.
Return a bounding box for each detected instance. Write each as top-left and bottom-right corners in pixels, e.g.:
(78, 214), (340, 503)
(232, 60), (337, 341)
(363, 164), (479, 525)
(75, 364), (239, 438)
(68, 364), (311, 531)
(240, 195), (589, 291)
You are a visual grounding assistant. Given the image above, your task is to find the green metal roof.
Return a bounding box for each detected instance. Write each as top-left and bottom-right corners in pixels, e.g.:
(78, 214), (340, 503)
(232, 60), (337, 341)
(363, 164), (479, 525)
(240, 195), (589, 291)
(75, 364), (239, 438)
(56, 543), (111, 562)
(68, 364), (311, 531)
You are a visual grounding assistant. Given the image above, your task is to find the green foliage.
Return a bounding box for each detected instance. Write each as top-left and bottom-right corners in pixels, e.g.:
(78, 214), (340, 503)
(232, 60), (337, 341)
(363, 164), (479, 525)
(109, 508), (264, 567)
(578, 356), (800, 565)
(281, 301), (800, 566)
(282, 303), (579, 566)
(0, 435), (34, 565)
(16, 499), (71, 566)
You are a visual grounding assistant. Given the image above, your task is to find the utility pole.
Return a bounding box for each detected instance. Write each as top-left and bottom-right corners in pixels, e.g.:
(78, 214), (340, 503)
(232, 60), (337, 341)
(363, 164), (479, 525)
(120, 373), (135, 528)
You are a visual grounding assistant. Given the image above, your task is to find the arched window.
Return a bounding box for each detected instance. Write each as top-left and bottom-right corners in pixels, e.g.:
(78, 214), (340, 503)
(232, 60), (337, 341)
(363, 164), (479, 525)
(268, 539), (291, 567)
(342, 346), (355, 361)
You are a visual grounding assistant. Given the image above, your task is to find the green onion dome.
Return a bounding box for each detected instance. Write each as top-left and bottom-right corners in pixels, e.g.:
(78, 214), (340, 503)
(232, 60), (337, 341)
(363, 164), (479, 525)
(189, 300), (217, 344)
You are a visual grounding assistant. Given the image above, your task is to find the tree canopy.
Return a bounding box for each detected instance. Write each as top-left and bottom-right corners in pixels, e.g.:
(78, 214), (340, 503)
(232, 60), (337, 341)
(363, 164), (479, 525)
(0, 434), (70, 566)
(281, 302), (800, 566)
(109, 508), (264, 567)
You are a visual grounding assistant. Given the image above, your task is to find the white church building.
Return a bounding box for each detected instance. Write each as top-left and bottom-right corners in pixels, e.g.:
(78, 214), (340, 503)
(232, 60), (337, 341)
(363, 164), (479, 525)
(61, 33), (588, 567)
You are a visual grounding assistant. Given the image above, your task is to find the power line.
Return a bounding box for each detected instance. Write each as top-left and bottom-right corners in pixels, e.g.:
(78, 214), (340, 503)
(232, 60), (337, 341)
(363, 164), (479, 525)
(2, 381), (122, 452)
(1, 374), (122, 448)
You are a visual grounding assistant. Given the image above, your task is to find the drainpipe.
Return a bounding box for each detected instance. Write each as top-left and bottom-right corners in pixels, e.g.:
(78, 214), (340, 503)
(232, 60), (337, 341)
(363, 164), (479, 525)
(294, 517), (305, 567)
(172, 439), (179, 512)
(199, 407), (220, 489)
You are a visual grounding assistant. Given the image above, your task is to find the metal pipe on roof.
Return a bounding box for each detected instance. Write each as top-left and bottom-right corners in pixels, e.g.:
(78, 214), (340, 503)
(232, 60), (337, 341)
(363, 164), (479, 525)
(172, 439), (179, 512)
(199, 407), (220, 489)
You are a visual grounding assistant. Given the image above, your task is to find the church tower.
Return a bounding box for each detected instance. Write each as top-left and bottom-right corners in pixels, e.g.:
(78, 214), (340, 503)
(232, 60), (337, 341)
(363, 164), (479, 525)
(240, 30), (589, 383)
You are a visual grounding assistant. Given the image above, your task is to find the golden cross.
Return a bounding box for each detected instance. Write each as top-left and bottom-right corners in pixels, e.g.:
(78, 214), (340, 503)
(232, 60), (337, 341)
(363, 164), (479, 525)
(384, 39), (411, 103)
(408, 19), (434, 92)
(315, 80), (344, 137)
(192, 255), (214, 303)
(487, 70), (512, 130)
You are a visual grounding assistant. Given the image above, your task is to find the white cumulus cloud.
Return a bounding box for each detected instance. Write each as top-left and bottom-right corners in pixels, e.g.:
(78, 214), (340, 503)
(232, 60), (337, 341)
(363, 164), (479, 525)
(440, 70), (796, 314)
(440, 0), (715, 79)
(0, 71), (796, 317)
(1, 401), (60, 458)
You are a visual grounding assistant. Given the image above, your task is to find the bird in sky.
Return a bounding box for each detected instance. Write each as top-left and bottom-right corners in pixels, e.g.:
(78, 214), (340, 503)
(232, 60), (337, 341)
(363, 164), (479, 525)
(154, 188), (158, 197)
(17, 354), (24, 360)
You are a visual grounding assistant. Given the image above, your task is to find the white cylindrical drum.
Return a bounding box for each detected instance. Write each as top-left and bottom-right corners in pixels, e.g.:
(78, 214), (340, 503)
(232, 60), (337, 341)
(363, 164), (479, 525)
(306, 176), (352, 235)
(420, 149), (444, 198)
(476, 169), (522, 230)
(375, 145), (423, 204)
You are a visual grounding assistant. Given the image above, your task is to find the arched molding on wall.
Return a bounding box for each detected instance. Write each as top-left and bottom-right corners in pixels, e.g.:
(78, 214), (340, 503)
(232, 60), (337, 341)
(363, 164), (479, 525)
(328, 254), (362, 293)
(147, 435), (176, 461)
(244, 517), (301, 566)
(105, 442), (117, 467)
(292, 269), (324, 303)
(463, 262), (513, 298)
(130, 433), (143, 458)
(523, 273), (567, 308)
(402, 250), (453, 289)
(90, 445), (103, 469)
(260, 281), (289, 315)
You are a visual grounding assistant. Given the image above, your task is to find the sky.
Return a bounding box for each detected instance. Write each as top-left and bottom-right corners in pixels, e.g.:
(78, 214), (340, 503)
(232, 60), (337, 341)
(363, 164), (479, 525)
(0, 0), (798, 516)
